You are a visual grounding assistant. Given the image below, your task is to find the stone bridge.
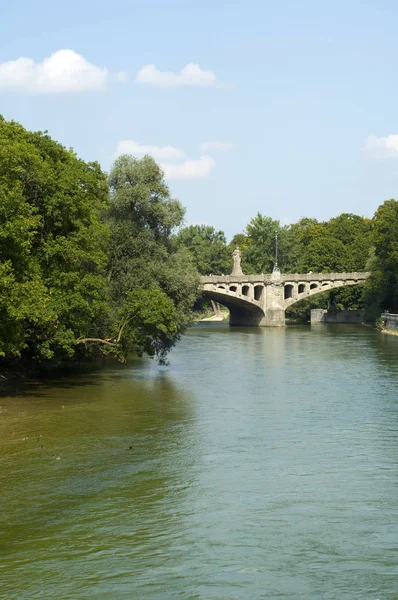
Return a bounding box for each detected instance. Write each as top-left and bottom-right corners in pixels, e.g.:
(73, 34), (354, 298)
(200, 271), (370, 326)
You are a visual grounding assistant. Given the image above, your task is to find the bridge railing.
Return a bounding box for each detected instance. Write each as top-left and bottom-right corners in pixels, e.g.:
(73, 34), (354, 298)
(201, 274), (272, 284)
(200, 272), (370, 284)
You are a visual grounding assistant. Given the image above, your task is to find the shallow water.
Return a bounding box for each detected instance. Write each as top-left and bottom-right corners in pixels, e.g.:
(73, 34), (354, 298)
(1, 324), (398, 599)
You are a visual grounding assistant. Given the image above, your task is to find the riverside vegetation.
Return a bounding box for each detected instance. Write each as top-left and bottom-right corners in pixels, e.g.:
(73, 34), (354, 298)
(0, 117), (199, 370)
(1, 116), (398, 372)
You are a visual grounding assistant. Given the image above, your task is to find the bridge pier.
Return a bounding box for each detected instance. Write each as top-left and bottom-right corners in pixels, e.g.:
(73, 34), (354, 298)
(229, 307), (285, 327)
(229, 306), (268, 327)
(229, 306), (285, 327)
(263, 307), (285, 327)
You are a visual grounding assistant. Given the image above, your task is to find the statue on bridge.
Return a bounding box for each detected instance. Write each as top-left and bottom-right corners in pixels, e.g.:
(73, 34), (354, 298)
(231, 247), (243, 275)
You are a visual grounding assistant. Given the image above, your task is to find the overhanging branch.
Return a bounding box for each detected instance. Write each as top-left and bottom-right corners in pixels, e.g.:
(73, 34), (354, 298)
(76, 313), (135, 347)
(76, 337), (117, 346)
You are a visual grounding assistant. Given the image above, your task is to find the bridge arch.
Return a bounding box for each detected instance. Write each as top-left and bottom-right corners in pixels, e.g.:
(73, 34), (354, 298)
(201, 285), (266, 326)
(283, 275), (368, 310)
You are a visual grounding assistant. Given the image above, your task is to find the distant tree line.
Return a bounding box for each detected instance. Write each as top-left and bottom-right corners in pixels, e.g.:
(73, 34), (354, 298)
(1, 116), (397, 370)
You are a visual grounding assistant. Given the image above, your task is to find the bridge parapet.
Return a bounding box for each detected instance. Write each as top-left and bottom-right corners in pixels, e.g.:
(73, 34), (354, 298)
(280, 272), (370, 282)
(200, 272), (370, 285)
(201, 274), (271, 284)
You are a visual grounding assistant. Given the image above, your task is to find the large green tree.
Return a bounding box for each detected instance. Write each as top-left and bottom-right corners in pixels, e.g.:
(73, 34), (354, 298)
(0, 117), (109, 362)
(106, 155), (200, 363)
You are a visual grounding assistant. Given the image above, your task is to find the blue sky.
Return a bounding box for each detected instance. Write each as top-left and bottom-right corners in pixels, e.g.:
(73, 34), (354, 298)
(1, 0), (398, 238)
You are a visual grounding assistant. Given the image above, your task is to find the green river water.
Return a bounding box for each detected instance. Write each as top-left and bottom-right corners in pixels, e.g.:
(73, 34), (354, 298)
(1, 323), (398, 599)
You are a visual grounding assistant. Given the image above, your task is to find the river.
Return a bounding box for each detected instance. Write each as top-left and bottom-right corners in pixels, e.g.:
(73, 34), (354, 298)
(1, 324), (398, 599)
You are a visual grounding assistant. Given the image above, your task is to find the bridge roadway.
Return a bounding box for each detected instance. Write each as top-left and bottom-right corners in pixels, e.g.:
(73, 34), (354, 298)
(200, 271), (370, 326)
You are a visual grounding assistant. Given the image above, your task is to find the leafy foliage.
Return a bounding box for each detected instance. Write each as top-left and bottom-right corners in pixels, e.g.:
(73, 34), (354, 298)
(237, 212), (372, 277)
(107, 155), (200, 363)
(243, 213), (280, 273)
(363, 200), (398, 317)
(0, 120), (200, 367)
(176, 224), (231, 275)
(296, 214), (372, 273)
(0, 117), (109, 362)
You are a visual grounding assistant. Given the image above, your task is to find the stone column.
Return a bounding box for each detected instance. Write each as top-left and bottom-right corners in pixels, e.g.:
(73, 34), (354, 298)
(263, 282), (286, 326)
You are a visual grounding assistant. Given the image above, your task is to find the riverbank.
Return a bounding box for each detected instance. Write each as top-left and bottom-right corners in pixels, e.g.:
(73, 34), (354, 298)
(381, 328), (398, 337)
(200, 312), (229, 322)
(380, 312), (398, 337)
(195, 309), (229, 323)
(0, 356), (120, 388)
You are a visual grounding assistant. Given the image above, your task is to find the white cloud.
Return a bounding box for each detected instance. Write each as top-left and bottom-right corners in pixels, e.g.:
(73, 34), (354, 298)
(160, 156), (216, 180)
(114, 71), (128, 83)
(200, 141), (235, 152)
(115, 140), (217, 180)
(116, 140), (186, 161)
(364, 134), (398, 158)
(0, 49), (108, 93)
(135, 63), (218, 87)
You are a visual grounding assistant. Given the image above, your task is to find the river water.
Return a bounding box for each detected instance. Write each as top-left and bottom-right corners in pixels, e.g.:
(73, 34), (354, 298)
(1, 324), (398, 599)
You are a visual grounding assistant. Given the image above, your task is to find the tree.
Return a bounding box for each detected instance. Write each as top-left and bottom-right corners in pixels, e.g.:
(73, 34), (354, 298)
(297, 230), (347, 273)
(241, 214), (319, 274)
(0, 120), (200, 368)
(364, 200), (398, 317)
(279, 218), (318, 272)
(106, 155), (200, 364)
(328, 213), (372, 272)
(244, 213), (280, 273)
(176, 224), (231, 275)
(292, 214), (372, 312)
(294, 214), (372, 274)
(0, 117), (109, 362)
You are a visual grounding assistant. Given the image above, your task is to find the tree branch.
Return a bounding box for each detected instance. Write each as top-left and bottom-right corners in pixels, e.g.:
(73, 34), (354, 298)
(116, 315), (134, 342)
(76, 313), (135, 347)
(76, 337), (117, 346)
